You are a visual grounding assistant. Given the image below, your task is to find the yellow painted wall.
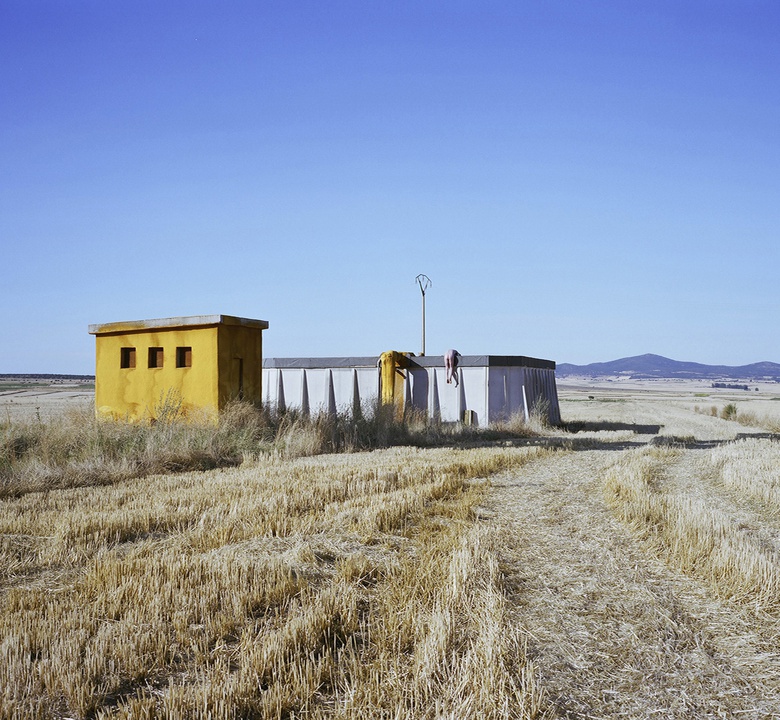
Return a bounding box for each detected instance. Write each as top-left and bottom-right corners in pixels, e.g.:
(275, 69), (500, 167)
(94, 326), (220, 421)
(216, 323), (264, 407)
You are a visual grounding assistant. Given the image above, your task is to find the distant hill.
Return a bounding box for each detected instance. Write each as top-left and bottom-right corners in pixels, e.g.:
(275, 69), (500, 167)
(556, 354), (780, 380)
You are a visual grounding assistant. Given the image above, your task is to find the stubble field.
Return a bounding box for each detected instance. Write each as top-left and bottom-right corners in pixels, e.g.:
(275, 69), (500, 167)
(3, 378), (780, 718)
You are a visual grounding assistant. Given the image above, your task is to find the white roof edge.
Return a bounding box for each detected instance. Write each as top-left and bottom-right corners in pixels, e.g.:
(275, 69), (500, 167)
(89, 315), (269, 335)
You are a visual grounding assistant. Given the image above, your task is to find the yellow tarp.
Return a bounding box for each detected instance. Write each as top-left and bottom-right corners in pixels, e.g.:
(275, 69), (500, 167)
(379, 351), (414, 416)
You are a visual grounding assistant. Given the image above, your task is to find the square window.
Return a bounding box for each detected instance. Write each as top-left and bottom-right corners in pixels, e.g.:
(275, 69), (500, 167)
(176, 347), (192, 368)
(120, 347), (136, 369)
(148, 347), (164, 368)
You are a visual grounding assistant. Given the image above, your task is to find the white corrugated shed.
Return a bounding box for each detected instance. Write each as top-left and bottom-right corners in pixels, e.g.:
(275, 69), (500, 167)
(263, 354), (560, 426)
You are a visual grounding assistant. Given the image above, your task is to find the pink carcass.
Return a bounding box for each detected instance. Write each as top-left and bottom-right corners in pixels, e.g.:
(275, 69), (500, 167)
(444, 349), (461, 386)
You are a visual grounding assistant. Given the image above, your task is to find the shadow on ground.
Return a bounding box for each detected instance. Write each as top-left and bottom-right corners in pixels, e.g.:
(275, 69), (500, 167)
(563, 421), (662, 435)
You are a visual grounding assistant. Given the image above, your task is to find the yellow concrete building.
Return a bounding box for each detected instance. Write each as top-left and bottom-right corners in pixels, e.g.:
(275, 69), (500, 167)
(88, 315), (268, 421)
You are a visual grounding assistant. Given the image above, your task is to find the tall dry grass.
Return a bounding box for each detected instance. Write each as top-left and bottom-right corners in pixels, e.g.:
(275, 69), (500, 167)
(1, 401), (545, 500)
(0, 401), (272, 499)
(735, 410), (780, 433)
(694, 401), (780, 433)
(709, 437), (780, 511)
(0, 438), (550, 719)
(603, 445), (780, 611)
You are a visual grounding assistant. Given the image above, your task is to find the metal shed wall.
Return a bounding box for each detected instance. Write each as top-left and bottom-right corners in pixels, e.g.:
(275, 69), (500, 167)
(263, 354), (560, 426)
(263, 358), (379, 416)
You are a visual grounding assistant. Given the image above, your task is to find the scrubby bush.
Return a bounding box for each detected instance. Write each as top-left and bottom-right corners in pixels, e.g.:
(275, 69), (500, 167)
(721, 403), (739, 421)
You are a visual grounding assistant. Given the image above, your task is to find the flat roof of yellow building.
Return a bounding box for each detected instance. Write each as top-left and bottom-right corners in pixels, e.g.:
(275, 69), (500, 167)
(88, 315), (269, 335)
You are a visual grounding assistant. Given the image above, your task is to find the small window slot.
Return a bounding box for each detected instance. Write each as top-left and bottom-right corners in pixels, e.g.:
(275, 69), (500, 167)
(176, 347), (192, 368)
(120, 347), (136, 369)
(148, 347), (164, 368)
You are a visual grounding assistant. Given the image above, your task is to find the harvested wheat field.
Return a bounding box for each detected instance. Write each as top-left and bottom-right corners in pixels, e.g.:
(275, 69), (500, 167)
(3, 380), (780, 718)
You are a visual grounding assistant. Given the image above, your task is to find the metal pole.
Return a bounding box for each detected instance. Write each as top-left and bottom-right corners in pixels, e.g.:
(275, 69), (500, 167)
(415, 274), (431, 356)
(422, 293), (426, 356)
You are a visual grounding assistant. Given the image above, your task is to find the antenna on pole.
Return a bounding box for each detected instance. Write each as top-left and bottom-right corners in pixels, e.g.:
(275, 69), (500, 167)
(415, 274), (432, 356)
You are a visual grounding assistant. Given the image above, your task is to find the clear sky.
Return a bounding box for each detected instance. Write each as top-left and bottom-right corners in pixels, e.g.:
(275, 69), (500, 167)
(2, 1), (778, 374)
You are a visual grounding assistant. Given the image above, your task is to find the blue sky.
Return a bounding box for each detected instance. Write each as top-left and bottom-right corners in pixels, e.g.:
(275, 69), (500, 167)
(2, 1), (779, 373)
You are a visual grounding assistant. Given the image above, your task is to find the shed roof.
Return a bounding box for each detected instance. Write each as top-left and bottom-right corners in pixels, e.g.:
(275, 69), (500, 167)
(263, 355), (555, 370)
(410, 355), (555, 370)
(263, 357), (380, 369)
(88, 315), (269, 335)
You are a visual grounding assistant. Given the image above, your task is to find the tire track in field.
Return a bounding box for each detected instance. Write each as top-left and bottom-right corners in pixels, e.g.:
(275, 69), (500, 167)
(485, 446), (780, 719)
(653, 448), (780, 683)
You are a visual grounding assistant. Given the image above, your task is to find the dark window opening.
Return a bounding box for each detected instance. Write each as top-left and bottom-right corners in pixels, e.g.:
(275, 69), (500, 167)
(176, 347), (192, 368)
(120, 347), (136, 369)
(148, 347), (164, 368)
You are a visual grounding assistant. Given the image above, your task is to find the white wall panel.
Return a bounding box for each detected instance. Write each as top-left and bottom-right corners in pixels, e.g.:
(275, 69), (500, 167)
(264, 356), (560, 426)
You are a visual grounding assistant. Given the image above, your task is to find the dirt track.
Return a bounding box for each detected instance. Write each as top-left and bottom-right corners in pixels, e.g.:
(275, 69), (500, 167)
(485, 385), (780, 718)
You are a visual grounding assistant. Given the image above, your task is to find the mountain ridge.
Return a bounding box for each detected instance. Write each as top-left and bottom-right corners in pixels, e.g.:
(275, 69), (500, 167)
(557, 353), (780, 380)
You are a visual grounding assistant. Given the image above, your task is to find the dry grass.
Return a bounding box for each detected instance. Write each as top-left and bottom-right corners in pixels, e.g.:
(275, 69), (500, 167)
(9, 384), (780, 717)
(488, 443), (780, 718)
(0, 402), (272, 499)
(1, 401), (546, 500)
(709, 437), (780, 510)
(0, 440), (549, 719)
(736, 410), (780, 434)
(603, 445), (780, 611)
(693, 400), (780, 433)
